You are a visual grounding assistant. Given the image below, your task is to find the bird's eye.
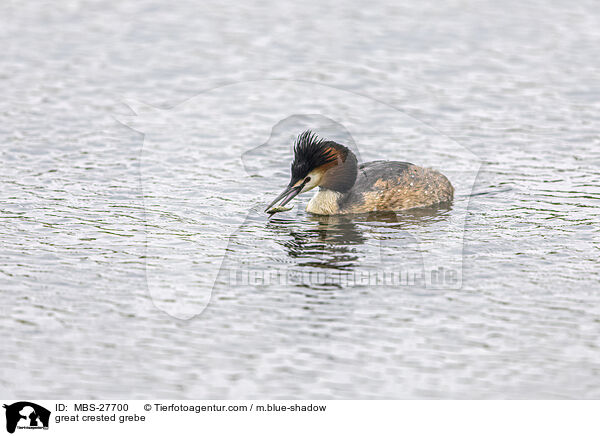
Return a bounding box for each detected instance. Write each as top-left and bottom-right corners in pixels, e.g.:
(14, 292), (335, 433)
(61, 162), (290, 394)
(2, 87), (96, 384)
(305, 177), (311, 183)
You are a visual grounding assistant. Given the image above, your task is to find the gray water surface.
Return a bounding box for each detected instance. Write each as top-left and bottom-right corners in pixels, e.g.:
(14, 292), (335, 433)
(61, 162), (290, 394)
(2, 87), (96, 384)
(1, 0), (599, 399)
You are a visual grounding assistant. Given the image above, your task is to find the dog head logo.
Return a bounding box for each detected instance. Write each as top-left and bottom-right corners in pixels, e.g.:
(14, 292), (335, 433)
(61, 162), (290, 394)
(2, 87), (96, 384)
(3, 402), (50, 434)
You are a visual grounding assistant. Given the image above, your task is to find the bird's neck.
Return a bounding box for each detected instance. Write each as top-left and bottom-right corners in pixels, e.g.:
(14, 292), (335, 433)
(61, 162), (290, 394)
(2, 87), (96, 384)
(306, 189), (346, 215)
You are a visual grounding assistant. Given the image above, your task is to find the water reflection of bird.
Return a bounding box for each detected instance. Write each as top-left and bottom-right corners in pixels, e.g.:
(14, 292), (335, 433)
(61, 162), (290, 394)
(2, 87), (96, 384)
(266, 131), (453, 215)
(267, 216), (365, 270)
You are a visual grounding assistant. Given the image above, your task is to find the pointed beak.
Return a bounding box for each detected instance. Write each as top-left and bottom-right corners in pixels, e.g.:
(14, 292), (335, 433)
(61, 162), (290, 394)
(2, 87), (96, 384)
(265, 181), (306, 213)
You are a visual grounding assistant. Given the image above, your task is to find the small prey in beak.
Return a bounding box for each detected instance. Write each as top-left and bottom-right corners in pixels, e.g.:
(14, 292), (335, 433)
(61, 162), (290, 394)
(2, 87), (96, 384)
(265, 180), (307, 214)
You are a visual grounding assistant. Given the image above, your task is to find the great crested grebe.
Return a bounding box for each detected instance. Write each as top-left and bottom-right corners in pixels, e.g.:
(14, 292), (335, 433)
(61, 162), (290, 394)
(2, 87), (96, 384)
(265, 131), (454, 215)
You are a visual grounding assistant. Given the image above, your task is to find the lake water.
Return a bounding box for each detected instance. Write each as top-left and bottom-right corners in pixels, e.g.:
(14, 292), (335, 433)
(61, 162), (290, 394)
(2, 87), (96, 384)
(1, 0), (599, 399)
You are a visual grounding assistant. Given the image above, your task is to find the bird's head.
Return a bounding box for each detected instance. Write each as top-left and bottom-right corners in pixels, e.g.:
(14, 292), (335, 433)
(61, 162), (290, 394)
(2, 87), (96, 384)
(265, 130), (357, 212)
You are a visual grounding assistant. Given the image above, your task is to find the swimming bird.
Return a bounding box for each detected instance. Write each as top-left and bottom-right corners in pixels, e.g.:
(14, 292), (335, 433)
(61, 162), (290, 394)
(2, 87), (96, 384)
(265, 131), (454, 215)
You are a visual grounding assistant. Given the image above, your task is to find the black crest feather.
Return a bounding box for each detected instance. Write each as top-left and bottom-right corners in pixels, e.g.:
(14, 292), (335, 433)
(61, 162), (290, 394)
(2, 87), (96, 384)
(291, 130), (340, 181)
